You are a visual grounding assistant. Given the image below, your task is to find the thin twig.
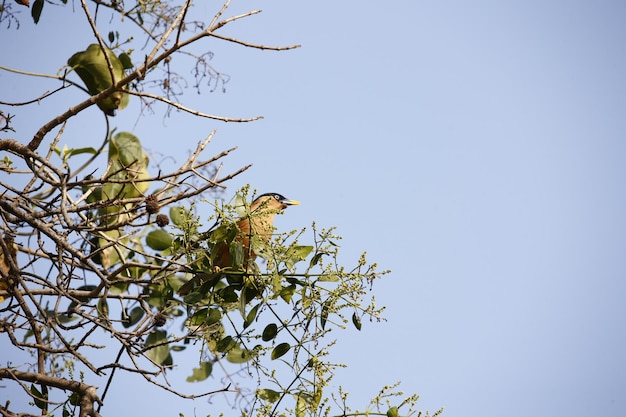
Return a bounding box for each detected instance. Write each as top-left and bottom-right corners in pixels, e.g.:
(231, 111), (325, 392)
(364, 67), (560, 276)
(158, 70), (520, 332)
(126, 90), (263, 122)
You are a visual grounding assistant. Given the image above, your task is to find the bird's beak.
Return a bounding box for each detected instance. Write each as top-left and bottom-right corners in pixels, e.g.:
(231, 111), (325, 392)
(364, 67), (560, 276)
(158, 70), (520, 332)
(282, 199), (300, 207)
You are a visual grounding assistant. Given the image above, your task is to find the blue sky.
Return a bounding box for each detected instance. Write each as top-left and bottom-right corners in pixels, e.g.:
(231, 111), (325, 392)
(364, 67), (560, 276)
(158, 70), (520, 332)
(3, 1), (626, 416)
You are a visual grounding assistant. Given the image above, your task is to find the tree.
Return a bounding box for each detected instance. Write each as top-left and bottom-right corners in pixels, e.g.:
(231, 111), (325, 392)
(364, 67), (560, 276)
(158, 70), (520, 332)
(0, 2), (441, 416)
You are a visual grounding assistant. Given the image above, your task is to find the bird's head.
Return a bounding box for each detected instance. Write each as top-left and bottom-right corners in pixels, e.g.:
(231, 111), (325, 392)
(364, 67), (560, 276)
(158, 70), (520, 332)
(251, 193), (300, 212)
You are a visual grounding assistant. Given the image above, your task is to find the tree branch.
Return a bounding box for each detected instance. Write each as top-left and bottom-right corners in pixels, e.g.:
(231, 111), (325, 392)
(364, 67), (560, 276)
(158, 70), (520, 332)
(0, 369), (102, 417)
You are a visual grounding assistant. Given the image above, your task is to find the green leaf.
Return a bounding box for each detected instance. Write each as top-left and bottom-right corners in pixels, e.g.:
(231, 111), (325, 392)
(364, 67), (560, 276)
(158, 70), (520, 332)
(169, 207), (186, 226)
(226, 345), (255, 363)
(182, 291), (203, 305)
(147, 283), (168, 309)
(75, 285), (97, 302)
(317, 273), (339, 282)
(229, 240), (244, 269)
(308, 251), (326, 268)
(57, 313), (78, 324)
(90, 230), (124, 269)
(29, 384), (46, 409)
(186, 361), (213, 382)
(188, 308), (208, 327)
(68, 392), (80, 406)
(279, 284), (296, 303)
(286, 245), (313, 261)
(108, 31), (115, 43)
(205, 308), (222, 326)
(352, 312), (362, 331)
(216, 336), (235, 353)
(208, 222), (234, 243)
(121, 307), (144, 328)
(284, 245), (314, 270)
(67, 285), (98, 312)
(119, 52), (133, 70)
(109, 131), (146, 170)
(387, 406), (399, 417)
(97, 298), (109, 318)
(286, 277), (307, 287)
(145, 330), (172, 365)
(270, 271), (282, 293)
(84, 186), (102, 204)
(103, 132), (149, 202)
(146, 229), (173, 251)
(218, 286), (239, 303)
(262, 323), (278, 341)
(31, 0), (44, 24)
(243, 303), (260, 329)
(243, 286), (260, 302)
(271, 342), (290, 360)
(234, 193), (248, 216)
(295, 392), (317, 417)
(320, 298), (331, 330)
(67, 44), (129, 115)
(64, 147), (98, 158)
(313, 388), (322, 409)
(295, 393), (306, 417)
(257, 388), (281, 403)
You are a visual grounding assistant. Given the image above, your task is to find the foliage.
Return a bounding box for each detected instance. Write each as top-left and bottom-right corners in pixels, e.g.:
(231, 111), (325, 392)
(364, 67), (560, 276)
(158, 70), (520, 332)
(0, 1), (441, 417)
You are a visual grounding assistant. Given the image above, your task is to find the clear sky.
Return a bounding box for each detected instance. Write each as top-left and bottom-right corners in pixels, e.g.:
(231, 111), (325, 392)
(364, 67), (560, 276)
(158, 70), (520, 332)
(3, 1), (626, 416)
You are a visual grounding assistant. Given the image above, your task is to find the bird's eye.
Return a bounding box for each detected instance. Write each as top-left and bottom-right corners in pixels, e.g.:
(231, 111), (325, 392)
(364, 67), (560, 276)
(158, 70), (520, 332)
(273, 194), (281, 201)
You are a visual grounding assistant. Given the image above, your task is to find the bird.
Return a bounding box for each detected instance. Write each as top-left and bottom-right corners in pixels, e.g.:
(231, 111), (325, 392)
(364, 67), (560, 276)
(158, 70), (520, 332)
(177, 193), (299, 295)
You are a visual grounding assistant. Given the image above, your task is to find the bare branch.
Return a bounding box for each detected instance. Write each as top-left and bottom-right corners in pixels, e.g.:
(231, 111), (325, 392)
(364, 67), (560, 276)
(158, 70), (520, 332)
(210, 9), (262, 31)
(0, 369), (102, 417)
(126, 90), (263, 122)
(208, 31), (301, 51)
